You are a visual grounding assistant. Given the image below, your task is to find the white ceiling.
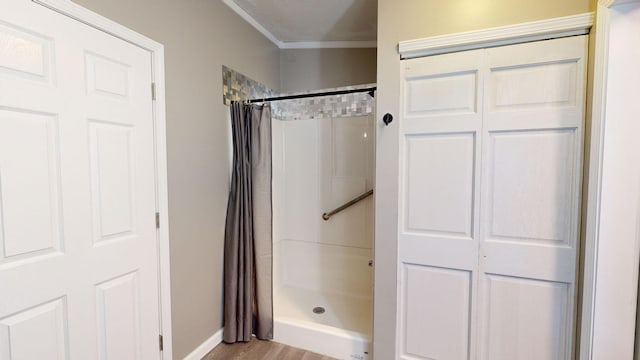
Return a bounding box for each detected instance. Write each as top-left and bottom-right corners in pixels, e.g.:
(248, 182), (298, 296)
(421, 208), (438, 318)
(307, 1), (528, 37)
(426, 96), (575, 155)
(223, 0), (377, 48)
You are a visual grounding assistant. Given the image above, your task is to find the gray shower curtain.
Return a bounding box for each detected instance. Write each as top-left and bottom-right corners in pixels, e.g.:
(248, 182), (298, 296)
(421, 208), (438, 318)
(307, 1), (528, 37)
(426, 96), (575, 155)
(223, 102), (273, 343)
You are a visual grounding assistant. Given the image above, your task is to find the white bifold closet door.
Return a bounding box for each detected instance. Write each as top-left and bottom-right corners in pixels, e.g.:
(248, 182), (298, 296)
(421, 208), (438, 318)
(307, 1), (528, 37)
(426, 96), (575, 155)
(398, 35), (586, 360)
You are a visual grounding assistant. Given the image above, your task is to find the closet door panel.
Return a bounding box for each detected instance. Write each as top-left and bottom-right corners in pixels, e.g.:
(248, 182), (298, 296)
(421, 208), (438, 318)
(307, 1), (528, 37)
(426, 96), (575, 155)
(485, 129), (579, 246)
(478, 35), (587, 360)
(482, 275), (571, 360)
(398, 49), (483, 360)
(401, 264), (471, 360)
(397, 35), (587, 360)
(404, 133), (475, 238)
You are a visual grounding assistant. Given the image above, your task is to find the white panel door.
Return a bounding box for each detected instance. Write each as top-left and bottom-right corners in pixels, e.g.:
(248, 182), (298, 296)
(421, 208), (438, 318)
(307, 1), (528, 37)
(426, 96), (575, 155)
(478, 37), (586, 360)
(398, 36), (586, 360)
(0, 1), (161, 359)
(399, 49), (483, 360)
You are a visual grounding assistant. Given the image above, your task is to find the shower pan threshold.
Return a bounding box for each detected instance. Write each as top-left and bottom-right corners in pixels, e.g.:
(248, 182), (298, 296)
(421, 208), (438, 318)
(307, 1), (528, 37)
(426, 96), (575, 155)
(274, 286), (372, 360)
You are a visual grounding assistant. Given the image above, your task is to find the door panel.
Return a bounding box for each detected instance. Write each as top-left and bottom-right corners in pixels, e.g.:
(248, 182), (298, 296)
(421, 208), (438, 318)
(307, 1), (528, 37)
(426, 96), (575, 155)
(0, 298), (68, 360)
(482, 275), (570, 360)
(0, 21), (55, 85)
(0, 109), (62, 261)
(405, 71), (478, 116)
(85, 52), (132, 101)
(487, 61), (578, 111)
(399, 49), (483, 360)
(398, 36), (586, 360)
(96, 272), (142, 360)
(404, 133), (475, 238)
(485, 129), (578, 245)
(478, 36), (585, 360)
(401, 264), (471, 360)
(0, 1), (160, 359)
(89, 121), (136, 242)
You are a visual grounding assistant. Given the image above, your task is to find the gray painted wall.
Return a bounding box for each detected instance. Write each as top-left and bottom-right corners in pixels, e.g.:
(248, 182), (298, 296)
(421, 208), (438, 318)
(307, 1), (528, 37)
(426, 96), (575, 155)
(280, 48), (377, 93)
(71, 0), (280, 358)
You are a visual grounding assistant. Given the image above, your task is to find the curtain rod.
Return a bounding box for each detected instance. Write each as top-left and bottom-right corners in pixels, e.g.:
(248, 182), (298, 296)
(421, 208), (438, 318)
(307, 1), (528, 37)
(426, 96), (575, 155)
(246, 86), (376, 103)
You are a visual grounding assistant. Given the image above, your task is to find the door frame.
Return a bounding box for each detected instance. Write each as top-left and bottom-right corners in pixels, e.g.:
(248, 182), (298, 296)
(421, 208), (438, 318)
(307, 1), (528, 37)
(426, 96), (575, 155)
(31, 0), (173, 357)
(374, 12), (594, 359)
(580, 1), (640, 359)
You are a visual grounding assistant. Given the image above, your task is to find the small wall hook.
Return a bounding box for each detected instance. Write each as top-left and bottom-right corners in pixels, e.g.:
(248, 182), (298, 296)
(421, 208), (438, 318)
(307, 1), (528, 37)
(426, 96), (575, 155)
(383, 113), (393, 126)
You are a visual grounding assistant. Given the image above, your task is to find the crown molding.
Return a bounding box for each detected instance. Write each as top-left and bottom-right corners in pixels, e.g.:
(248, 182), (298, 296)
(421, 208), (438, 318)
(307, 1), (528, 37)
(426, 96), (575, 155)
(280, 41), (377, 49)
(399, 12), (594, 59)
(222, 0), (377, 49)
(222, 0), (284, 47)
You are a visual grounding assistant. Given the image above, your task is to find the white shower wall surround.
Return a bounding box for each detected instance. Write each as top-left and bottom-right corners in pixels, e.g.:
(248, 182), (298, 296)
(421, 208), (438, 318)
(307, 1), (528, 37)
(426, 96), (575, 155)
(222, 65), (375, 120)
(272, 114), (374, 359)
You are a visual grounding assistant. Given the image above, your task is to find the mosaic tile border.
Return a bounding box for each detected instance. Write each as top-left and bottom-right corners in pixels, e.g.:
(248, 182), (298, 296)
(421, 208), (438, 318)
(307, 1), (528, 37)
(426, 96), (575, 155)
(222, 65), (278, 106)
(272, 85), (376, 121)
(222, 65), (375, 120)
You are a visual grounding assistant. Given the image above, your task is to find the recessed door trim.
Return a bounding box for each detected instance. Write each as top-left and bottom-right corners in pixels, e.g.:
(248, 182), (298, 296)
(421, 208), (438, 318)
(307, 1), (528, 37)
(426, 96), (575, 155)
(30, 0), (173, 357)
(580, 1), (640, 359)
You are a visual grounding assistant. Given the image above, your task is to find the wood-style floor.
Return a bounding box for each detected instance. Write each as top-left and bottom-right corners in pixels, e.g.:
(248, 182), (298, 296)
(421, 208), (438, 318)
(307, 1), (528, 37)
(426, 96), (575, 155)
(202, 337), (337, 360)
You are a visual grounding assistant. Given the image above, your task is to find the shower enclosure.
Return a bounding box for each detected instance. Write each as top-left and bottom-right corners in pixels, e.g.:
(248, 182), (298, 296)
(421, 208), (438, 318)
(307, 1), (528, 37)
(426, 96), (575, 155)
(271, 88), (375, 360)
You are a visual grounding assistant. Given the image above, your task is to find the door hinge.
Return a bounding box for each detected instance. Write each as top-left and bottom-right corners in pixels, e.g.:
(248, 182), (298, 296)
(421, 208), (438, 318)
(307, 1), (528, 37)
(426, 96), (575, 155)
(159, 334), (164, 351)
(155, 212), (160, 229)
(151, 82), (157, 101)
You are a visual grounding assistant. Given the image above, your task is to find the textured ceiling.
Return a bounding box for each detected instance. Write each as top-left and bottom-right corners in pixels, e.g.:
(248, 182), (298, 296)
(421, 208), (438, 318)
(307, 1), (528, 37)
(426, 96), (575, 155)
(229, 0), (377, 43)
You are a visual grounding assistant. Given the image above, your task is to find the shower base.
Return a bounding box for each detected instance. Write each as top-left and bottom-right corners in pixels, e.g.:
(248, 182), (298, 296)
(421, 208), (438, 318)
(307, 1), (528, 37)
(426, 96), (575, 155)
(274, 286), (372, 360)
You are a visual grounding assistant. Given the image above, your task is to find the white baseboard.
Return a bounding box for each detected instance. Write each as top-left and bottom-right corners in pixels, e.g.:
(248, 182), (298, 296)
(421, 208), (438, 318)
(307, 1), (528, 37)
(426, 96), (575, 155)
(183, 328), (223, 360)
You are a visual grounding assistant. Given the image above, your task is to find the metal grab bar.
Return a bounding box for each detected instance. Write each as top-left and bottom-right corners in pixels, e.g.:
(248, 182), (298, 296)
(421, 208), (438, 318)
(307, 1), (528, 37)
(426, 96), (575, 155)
(322, 189), (373, 221)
